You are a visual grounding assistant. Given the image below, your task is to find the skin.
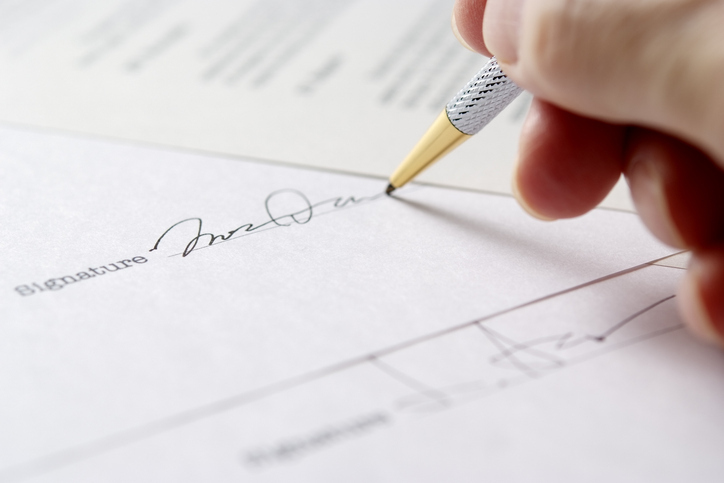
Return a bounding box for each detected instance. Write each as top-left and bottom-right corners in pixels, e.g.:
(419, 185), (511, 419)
(452, 0), (724, 347)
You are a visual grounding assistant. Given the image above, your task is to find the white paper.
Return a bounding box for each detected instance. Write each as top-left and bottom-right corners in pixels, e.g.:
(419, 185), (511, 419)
(0, 125), (722, 482)
(0, 0), (633, 210)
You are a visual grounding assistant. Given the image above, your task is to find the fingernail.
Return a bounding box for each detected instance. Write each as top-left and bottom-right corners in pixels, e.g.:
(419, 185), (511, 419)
(678, 258), (724, 347)
(451, 12), (475, 52)
(483, 0), (524, 64)
(625, 153), (685, 248)
(511, 164), (555, 221)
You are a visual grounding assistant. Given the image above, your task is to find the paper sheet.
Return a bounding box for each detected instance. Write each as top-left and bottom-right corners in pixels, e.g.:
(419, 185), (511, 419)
(0, 0), (633, 210)
(1, 125), (722, 482)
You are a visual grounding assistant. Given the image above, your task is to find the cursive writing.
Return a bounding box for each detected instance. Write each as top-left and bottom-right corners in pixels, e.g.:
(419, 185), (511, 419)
(150, 189), (384, 257)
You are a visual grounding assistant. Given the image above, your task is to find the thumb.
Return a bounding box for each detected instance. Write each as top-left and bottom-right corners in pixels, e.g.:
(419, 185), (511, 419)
(483, 0), (724, 164)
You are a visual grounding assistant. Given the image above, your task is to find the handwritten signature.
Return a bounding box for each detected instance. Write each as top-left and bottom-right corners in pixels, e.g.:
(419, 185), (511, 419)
(150, 189), (385, 257)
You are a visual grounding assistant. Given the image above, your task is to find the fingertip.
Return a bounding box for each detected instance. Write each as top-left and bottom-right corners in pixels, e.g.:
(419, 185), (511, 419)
(678, 251), (724, 347)
(624, 129), (724, 250)
(451, 12), (475, 52)
(624, 138), (687, 248)
(679, 267), (722, 346)
(515, 99), (625, 219)
(511, 159), (556, 221)
(481, 0), (523, 65)
(452, 0), (492, 56)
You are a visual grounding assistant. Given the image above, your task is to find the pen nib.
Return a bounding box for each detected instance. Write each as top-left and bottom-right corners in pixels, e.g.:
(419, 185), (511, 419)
(385, 184), (396, 196)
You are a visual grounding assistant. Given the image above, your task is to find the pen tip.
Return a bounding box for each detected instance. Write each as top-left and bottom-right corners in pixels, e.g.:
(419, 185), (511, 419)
(385, 184), (396, 196)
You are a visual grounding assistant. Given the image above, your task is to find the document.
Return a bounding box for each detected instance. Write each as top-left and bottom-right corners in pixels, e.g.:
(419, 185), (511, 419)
(0, 0), (632, 210)
(1, 125), (722, 482)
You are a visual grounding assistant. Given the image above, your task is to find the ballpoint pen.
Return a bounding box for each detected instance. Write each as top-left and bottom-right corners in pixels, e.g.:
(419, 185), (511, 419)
(386, 57), (523, 194)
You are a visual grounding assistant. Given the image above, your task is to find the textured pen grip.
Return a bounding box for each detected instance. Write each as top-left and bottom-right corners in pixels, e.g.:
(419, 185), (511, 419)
(446, 57), (523, 135)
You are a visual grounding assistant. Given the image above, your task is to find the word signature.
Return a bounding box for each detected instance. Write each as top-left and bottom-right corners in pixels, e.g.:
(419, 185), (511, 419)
(150, 189), (384, 257)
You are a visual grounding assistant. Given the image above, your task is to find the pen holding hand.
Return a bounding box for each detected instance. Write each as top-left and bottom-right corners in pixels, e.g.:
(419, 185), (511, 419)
(451, 0), (724, 346)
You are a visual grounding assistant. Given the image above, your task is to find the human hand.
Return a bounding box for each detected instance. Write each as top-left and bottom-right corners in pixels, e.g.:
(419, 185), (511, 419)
(452, 0), (724, 347)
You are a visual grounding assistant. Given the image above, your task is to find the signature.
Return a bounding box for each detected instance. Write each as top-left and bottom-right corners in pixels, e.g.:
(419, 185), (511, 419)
(150, 189), (384, 257)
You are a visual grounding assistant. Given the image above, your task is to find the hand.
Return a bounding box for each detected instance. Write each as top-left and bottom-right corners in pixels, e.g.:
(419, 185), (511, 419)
(452, 0), (724, 347)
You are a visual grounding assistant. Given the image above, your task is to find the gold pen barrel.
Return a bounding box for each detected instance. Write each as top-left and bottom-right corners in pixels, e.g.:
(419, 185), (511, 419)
(386, 57), (522, 193)
(388, 110), (471, 190)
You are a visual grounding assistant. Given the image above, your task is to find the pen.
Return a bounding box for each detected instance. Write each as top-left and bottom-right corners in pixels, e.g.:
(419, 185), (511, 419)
(386, 57), (523, 195)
